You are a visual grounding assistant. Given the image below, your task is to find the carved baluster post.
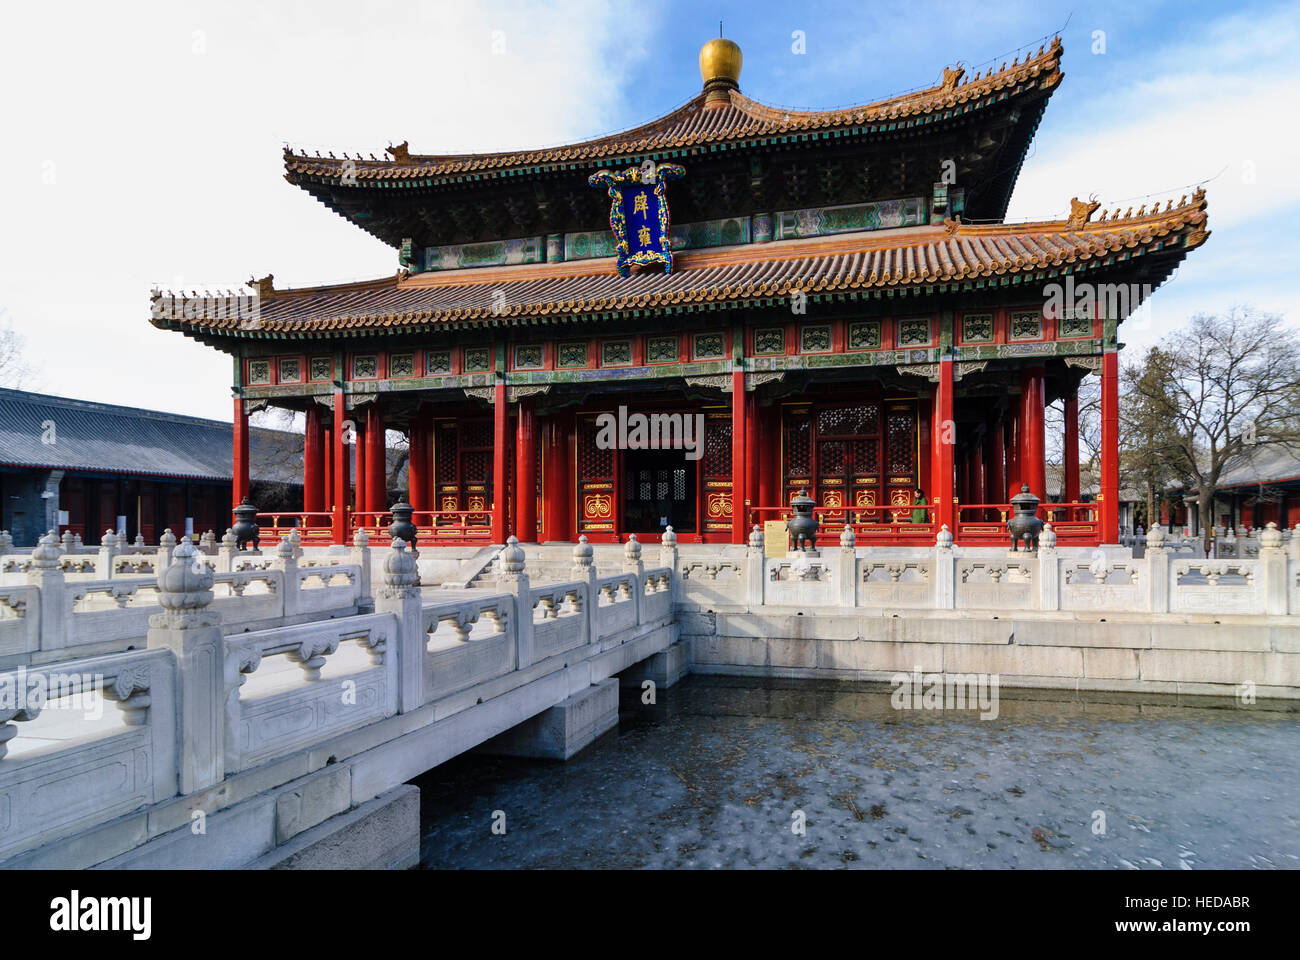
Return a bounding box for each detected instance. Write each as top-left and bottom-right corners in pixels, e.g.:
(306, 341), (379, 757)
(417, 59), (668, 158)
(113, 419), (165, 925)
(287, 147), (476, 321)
(352, 528), (373, 612)
(1037, 523), (1059, 611)
(659, 526), (679, 606)
(217, 528), (238, 573)
(934, 524), (955, 609)
(837, 525), (856, 607)
(572, 536), (597, 646)
(146, 538), (225, 794)
(26, 532), (67, 654)
(1144, 523), (1170, 613)
(158, 528), (177, 573)
(96, 530), (119, 579)
(1258, 522), (1287, 616)
(622, 534), (643, 624)
(742, 525), (766, 608)
(0, 530), (13, 555)
(496, 536), (531, 668)
(375, 538), (424, 712)
(272, 534), (299, 617)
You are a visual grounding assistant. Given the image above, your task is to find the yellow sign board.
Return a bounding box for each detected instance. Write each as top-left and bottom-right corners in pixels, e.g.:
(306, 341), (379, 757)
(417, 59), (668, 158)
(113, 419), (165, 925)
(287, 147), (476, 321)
(763, 520), (788, 558)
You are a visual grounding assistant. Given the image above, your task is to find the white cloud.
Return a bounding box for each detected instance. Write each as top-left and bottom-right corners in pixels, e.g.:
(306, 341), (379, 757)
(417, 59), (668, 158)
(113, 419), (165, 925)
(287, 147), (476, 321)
(0, 0), (648, 420)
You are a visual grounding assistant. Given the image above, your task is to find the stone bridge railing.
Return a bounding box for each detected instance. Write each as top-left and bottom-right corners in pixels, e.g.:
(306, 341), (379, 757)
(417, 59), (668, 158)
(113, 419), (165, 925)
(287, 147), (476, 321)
(673, 522), (1300, 618)
(0, 531), (371, 669)
(0, 535), (675, 866)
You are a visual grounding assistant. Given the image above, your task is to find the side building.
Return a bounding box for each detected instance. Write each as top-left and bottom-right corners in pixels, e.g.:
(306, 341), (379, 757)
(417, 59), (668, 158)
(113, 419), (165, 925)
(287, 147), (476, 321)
(0, 388), (302, 546)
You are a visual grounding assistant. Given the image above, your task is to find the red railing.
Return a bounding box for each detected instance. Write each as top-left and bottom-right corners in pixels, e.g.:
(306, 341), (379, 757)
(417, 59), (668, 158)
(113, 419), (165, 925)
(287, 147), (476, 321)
(955, 502), (1099, 544)
(252, 512), (334, 545)
(748, 504), (938, 546)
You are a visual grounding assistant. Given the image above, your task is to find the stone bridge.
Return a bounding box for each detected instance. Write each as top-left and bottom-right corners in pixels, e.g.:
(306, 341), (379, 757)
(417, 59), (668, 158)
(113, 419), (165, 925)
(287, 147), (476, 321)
(1, 520), (1297, 869)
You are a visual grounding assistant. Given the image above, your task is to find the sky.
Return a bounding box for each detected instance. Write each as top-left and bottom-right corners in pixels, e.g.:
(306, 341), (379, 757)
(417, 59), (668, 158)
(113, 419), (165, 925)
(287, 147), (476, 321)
(1, 0), (1297, 423)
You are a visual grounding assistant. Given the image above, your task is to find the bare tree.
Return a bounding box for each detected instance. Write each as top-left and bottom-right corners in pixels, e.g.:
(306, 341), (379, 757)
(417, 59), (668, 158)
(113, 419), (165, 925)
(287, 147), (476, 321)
(0, 318), (39, 390)
(1124, 307), (1300, 548)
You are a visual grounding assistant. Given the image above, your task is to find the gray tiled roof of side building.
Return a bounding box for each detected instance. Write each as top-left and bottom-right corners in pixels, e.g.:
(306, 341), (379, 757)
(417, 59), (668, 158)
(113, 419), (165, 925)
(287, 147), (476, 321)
(0, 388), (302, 484)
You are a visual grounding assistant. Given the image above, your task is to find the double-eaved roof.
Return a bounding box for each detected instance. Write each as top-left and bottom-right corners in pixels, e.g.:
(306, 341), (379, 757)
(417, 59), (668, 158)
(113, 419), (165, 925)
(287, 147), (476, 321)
(285, 40), (1063, 184)
(152, 192), (1209, 340)
(0, 388), (302, 483)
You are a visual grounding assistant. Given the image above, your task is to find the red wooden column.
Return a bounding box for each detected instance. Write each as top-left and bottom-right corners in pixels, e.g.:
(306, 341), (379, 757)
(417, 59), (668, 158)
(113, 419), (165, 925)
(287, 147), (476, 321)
(331, 389), (346, 543)
(1100, 351), (1120, 542)
(303, 404), (324, 513)
(731, 370), (747, 543)
(354, 416), (367, 526)
(541, 412), (571, 542)
(972, 434), (986, 508)
(232, 396), (250, 511)
(757, 405), (778, 511)
(366, 403), (386, 513)
(1004, 402), (1020, 501)
(515, 399), (538, 542)
(930, 358), (955, 531)
(1019, 367), (1047, 500)
(1064, 385), (1081, 503)
(491, 379), (508, 542)
(744, 392), (759, 514)
(987, 414), (1006, 515)
(408, 408), (427, 512)
(323, 426), (333, 513)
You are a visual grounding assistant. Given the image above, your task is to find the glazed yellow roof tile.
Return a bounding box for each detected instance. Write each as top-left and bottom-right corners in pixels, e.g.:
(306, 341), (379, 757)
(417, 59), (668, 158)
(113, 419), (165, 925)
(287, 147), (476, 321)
(150, 192), (1208, 338)
(284, 40), (1064, 182)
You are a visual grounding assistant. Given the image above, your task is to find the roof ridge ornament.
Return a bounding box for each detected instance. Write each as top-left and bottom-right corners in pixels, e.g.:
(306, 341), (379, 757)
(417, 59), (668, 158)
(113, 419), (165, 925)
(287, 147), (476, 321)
(1066, 196), (1101, 229)
(386, 140), (410, 163)
(941, 66), (965, 91)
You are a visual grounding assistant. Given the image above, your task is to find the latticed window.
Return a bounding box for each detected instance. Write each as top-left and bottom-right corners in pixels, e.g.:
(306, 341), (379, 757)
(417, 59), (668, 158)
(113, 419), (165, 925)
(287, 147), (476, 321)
(1010, 311), (1042, 340)
(847, 321), (880, 350)
(693, 333), (724, 359)
(389, 353), (415, 378)
(961, 313), (993, 342)
(278, 358), (301, 382)
(352, 355), (378, 378)
(703, 420), (731, 476)
(515, 345), (543, 369)
(601, 340), (632, 366)
(558, 342), (588, 367)
(754, 327), (785, 354)
(309, 357), (332, 381)
(817, 405), (879, 436)
(461, 420), (493, 449)
(580, 426), (613, 479)
(1060, 314), (1092, 338)
(436, 426), (458, 482)
(800, 324), (831, 353)
(462, 450), (490, 484)
(784, 414), (811, 476)
(247, 360), (271, 385)
(887, 409), (916, 475)
(463, 348), (490, 372)
(819, 440), (845, 474)
(647, 336), (678, 362)
(426, 350), (452, 374)
(897, 319), (930, 346)
(851, 438), (879, 475)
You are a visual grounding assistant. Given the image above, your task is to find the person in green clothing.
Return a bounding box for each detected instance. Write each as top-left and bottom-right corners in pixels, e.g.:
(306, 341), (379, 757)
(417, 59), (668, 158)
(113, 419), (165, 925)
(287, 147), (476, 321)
(911, 488), (929, 523)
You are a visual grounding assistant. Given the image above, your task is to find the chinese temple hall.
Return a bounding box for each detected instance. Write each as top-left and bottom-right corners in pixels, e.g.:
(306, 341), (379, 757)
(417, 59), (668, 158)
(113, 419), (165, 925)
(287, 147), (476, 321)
(151, 36), (1209, 548)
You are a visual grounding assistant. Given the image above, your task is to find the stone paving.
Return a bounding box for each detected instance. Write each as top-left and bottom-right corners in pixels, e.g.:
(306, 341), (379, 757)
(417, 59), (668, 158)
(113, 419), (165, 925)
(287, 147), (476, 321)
(417, 677), (1300, 869)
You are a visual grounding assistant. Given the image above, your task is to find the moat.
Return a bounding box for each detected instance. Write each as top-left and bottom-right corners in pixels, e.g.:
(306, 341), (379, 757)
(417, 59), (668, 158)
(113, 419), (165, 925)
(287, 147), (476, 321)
(416, 676), (1300, 869)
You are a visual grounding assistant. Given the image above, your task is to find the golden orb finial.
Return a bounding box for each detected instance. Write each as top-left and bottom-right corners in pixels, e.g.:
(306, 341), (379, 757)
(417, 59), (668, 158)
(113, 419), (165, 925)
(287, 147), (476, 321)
(699, 37), (742, 102)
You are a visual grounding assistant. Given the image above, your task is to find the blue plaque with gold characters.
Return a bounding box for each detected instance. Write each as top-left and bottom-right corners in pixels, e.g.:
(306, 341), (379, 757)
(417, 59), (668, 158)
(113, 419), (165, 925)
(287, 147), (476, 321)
(588, 163), (685, 277)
